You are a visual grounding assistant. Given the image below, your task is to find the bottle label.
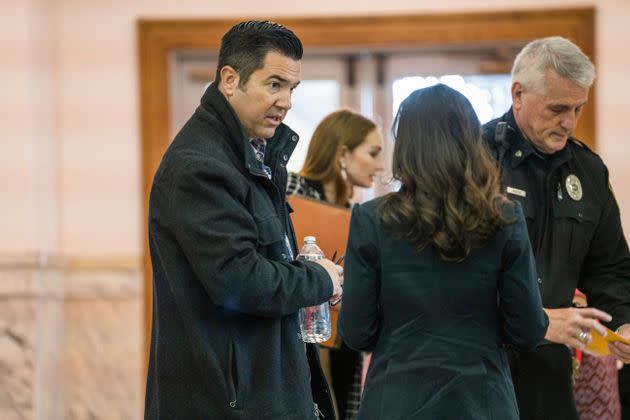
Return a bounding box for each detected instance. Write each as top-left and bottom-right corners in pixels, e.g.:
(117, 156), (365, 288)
(298, 253), (323, 262)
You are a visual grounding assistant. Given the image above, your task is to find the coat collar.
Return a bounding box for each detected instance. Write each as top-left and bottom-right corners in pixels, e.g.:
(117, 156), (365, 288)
(198, 83), (300, 177)
(501, 108), (573, 170)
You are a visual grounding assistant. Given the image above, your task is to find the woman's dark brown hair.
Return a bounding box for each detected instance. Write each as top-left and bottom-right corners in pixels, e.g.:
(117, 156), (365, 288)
(379, 84), (509, 262)
(300, 109), (377, 206)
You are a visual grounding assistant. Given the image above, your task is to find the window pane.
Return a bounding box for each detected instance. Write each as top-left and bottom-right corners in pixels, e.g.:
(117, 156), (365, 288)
(391, 74), (511, 124)
(284, 80), (340, 173)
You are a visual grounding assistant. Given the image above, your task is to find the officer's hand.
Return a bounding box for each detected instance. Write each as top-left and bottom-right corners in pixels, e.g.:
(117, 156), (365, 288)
(609, 323), (630, 363)
(316, 259), (343, 303)
(544, 307), (612, 350)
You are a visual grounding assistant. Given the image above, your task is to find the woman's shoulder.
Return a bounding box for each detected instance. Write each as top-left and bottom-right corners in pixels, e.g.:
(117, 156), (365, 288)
(360, 196), (386, 211)
(499, 199), (523, 222)
(352, 196), (387, 223)
(286, 172), (301, 193)
(286, 172), (324, 201)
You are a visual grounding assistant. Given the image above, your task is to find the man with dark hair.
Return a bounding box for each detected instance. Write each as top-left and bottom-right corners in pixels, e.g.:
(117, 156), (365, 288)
(214, 20), (303, 87)
(484, 36), (630, 419)
(144, 20), (342, 419)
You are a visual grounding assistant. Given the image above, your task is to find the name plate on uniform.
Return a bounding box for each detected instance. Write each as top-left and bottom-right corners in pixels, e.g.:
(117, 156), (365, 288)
(507, 186), (527, 197)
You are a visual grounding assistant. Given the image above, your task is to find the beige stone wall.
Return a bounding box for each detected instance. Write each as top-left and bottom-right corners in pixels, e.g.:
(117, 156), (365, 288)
(0, 256), (141, 419)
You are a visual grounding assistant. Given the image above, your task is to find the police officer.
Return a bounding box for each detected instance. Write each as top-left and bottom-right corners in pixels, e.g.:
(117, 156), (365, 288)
(483, 36), (630, 419)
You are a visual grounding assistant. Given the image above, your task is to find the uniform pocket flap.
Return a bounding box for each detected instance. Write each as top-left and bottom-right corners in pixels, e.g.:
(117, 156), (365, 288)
(554, 200), (599, 223)
(512, 197), (536, 221)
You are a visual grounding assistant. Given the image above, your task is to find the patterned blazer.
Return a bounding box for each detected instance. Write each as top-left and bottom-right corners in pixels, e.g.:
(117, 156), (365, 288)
(286, 172), (325, 202)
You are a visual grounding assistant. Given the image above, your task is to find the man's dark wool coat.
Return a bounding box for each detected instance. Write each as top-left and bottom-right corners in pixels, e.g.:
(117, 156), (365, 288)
(144, 83), (335, 419)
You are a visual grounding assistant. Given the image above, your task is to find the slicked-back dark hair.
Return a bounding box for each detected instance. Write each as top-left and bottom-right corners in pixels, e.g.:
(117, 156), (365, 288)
(215, 20), (303, 87)
(379, 84), (509, 262)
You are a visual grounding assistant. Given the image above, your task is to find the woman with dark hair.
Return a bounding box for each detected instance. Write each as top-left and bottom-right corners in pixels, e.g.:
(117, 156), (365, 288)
(287, 108), (383, 419)
(338, 84), (548, 419)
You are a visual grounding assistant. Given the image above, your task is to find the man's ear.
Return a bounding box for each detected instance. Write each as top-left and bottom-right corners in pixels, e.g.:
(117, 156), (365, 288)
(219, 65), (240, 98)
(511, 82), (523, 107)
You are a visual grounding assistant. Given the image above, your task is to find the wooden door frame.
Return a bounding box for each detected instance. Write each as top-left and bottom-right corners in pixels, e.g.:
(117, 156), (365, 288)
(138, 8), (595, 362)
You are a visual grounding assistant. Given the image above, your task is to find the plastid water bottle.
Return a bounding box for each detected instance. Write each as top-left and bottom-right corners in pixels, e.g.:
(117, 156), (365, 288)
(297, 236), (331, 343)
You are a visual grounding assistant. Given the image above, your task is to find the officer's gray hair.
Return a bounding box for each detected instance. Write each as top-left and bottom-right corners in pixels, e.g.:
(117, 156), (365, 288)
(511, 36), (595, 91)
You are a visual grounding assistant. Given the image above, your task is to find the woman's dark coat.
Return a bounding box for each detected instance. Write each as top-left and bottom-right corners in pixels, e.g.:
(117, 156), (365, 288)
(339, 198), (548, 419)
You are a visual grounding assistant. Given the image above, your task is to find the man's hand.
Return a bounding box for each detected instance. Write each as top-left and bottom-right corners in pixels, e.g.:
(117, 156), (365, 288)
(316, 259), (343, 303)
(609, 323), (630, 363)
(544, 307), (612, 349)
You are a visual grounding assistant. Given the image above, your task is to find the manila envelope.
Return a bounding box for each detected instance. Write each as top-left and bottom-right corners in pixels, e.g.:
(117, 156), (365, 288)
(584, 326), (630, 356)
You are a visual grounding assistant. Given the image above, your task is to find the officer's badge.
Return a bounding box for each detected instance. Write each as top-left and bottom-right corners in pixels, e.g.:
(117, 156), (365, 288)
(565, 174), (583, 201)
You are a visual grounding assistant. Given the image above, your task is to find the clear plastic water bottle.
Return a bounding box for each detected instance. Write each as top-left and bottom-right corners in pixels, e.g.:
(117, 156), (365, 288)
(297, 236), (331, 343)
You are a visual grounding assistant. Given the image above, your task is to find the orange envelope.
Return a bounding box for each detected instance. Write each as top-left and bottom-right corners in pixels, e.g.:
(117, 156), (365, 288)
(287, 195), (351, 350)
(584, 326), (630, 356)
(287, 195), (350, 261)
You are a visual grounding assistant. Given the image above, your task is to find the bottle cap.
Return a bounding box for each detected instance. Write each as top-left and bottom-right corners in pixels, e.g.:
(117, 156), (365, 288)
(304, 236), (316, 243)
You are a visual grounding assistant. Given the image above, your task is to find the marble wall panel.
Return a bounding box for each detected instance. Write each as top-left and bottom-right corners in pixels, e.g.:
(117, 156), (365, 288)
(0, 298), (36, 419)
(63, 269), (142, 420)
(0, 263), (142, 420)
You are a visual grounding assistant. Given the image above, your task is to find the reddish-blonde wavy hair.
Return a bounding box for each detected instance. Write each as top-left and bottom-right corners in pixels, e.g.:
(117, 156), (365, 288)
(300, 109), (377, 206)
